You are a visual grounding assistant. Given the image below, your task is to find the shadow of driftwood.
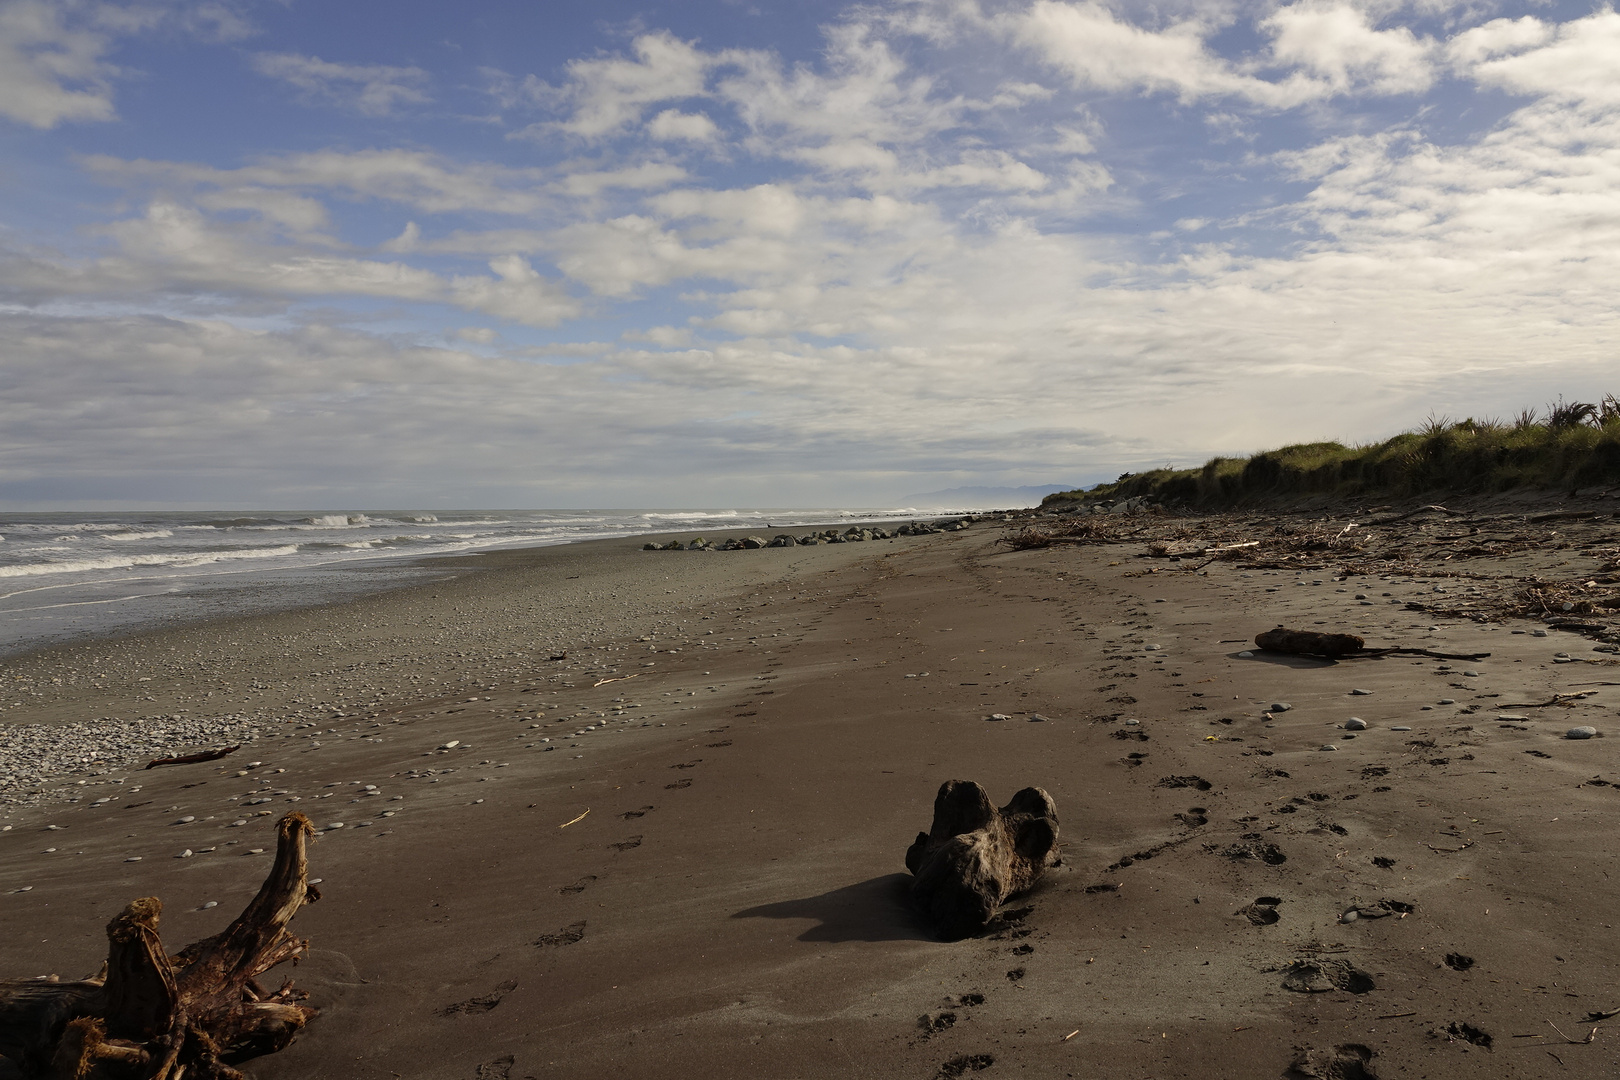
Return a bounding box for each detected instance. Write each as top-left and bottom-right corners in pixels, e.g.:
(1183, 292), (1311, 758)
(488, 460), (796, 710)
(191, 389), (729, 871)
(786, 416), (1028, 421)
(732, 873), (930, 943)
(1231, 650), (1340, 668)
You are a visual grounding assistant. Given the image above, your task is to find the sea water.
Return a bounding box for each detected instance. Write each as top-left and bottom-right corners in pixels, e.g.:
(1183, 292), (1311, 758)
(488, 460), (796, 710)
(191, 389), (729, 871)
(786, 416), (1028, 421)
(0, 507), (974, 657)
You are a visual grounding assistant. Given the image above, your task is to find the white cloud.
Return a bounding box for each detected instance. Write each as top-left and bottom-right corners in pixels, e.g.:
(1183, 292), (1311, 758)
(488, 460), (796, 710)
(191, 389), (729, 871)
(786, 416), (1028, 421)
(646, 108), (719, 141)
(539, 31), (713, 138)
(1263, 2), (1434, 96)
(1011, 0), (1438, 106)
(558, 162), (689, 197)
(0, 0), (117, 127)
(455, 326), (498, 343)
(84, 150), (552, 215)
(1462, 10), (1620, 105)
(1444, 15), (1550, 70)
(251, 52), (431, 116)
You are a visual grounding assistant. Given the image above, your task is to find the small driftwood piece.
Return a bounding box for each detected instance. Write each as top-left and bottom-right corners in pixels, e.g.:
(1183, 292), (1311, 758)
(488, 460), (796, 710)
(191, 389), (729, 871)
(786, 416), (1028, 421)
(0, 813), (320, 1079)
(905, 781), (1059, 940)
(144, 746), (239, 770)
(1255, 628), (1490, 662)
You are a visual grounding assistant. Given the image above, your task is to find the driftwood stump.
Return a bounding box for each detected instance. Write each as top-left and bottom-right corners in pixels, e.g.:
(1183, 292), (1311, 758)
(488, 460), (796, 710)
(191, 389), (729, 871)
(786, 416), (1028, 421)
(1255, 628), (1365, 657)
(0, 812), (320, 1079)
(905, 781), (1060, 940)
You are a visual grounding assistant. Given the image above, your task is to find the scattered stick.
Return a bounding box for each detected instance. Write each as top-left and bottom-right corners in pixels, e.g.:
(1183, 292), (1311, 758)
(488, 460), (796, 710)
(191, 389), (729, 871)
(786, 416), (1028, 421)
(593, 673), (640, 688)
(143, 745), (239, 770)
(1498, 692), (1600, 708)
(1379, 1010), (1418, 1019)
(1547, 1019), (1597, 1044)
(558, 809), (590, 829)
(1062, 1030), (1079, 1042)
(1424, 840), (1476, 854)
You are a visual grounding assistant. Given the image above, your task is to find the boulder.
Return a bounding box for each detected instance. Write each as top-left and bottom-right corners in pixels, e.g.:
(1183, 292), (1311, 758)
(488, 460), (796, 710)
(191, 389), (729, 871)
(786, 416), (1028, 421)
(904, 781), (1060, 940)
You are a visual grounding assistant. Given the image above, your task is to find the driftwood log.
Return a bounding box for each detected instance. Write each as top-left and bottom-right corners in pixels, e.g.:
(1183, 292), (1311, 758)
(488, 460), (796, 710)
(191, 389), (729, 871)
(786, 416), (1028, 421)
(905, 781), (1060, 940)
(1255, 628), (1490, 662)
(0, 812), (320, 1080)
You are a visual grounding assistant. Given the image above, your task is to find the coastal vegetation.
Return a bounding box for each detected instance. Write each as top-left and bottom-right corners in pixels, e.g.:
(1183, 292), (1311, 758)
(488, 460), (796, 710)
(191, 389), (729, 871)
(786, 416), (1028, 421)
(1049, 396), (1620, 507)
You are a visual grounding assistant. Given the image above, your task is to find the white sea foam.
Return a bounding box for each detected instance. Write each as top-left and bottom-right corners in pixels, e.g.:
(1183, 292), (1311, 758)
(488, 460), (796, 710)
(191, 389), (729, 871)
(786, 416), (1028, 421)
(0, 545), (302, 578)
(103, 530), (174, 542)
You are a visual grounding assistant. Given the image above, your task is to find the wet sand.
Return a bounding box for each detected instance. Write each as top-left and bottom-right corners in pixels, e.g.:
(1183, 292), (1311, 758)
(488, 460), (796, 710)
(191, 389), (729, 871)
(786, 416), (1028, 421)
(5, 511), (1620, 1079)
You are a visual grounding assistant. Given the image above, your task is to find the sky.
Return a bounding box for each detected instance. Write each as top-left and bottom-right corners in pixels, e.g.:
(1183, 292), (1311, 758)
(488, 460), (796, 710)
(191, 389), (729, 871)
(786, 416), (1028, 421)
(2, 0), (1618, 509)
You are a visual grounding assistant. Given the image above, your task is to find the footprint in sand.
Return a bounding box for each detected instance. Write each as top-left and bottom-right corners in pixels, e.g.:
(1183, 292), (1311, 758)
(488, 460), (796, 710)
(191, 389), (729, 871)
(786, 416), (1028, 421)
(619, 806), (653, 820)
(558, 875), (596, 896)
(534, 921), (586, 948)
(608, 835), (643, 852)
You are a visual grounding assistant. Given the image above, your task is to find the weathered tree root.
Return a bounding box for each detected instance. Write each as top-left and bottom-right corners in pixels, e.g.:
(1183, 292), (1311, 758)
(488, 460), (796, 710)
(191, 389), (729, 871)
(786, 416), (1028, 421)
(0, 812), (320, 1079)
(905, 781), (1060, 941)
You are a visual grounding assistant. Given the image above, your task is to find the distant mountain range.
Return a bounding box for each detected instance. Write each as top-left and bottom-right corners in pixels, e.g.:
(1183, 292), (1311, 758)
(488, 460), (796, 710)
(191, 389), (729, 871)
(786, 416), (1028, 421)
(899, 484), (1077, 508)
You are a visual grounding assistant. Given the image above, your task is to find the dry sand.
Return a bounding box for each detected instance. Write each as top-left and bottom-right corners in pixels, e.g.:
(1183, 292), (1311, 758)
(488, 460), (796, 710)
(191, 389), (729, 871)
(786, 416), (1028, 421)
(5, 509), (1620, 1079)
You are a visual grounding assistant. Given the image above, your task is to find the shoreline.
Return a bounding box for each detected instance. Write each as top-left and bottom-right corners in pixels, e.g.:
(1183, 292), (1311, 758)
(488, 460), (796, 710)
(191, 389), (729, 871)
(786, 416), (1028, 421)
(4, 505), (1620, 1079)
(0, 512), (984, 664)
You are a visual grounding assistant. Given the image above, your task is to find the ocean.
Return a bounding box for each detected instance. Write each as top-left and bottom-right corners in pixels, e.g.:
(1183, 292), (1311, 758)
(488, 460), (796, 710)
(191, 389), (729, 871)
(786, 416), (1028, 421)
(0, 507), (977, 658)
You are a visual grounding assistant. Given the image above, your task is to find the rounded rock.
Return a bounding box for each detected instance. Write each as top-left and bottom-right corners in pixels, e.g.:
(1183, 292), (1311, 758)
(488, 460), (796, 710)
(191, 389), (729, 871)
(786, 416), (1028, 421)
(1566, 726), (1599, 740)
(1345, 717), (1368, 731)
(1271, 702), (1293, 713)
(1319, 744), (1339, 751)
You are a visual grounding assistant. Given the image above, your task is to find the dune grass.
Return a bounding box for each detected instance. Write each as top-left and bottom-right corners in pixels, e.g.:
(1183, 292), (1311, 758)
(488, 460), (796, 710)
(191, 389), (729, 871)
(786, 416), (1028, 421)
(1048, 396), (1620, 508)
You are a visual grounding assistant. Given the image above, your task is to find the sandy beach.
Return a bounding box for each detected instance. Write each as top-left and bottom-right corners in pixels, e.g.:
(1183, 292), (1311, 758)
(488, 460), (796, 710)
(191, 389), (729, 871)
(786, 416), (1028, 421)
(6, 502), (1620, 1079)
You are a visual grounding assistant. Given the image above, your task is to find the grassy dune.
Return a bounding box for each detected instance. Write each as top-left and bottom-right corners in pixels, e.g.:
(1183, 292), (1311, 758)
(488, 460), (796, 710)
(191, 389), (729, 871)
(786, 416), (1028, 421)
(1049, 397), (1620, 507)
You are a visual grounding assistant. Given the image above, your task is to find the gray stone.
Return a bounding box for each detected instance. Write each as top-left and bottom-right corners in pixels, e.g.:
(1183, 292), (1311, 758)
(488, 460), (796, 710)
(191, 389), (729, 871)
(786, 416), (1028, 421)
(1391, 725), (1412, 731)
(1566, 726), (1599, 740)
(1270, 702), (1293, 712)
(1344, 717), (1367, 730)
(1319, 744), (1338, 751)
(1439, 698), (1455, 705)
(1350, 688), (1373, 696)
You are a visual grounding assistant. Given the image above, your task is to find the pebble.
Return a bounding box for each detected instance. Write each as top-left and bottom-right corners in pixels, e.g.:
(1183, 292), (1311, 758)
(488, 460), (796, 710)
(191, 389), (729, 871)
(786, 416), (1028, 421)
(174, 816), (195, 825)
(1462, 670), (1480, 677)
(1345, 718), (1368, 730)
(125, 856), (141, 862)
(1028, 714), (1050, 722)
(177, 849), (192, 858)
(1271, 702), (1292, 712)
(202, 901), (218, 909)
(1567, 726), (1599, 740)
(1340, 910), (1358, 922)
(1238, 651), (1254, 658)
(1391, 725), (1412, 731)
(1350, 688), (1373, 696)
(326, 822), (345, 830)
(1533, 629), (1548, 637)
(1497, 714), (1529, 722)
(1439, 698), (1455, 705)
(1145, 644), (1162, 651)
(1124, 718), (1140, 726)
(439, 740), (460, 749)
(985, 714), (1010, 721)
(1319, 744), (1338, 751)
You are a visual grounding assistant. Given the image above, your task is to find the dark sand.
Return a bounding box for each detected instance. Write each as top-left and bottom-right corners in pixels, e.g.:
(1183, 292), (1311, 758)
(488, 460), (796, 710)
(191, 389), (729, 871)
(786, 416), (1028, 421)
(5, 513), (1620, 1078)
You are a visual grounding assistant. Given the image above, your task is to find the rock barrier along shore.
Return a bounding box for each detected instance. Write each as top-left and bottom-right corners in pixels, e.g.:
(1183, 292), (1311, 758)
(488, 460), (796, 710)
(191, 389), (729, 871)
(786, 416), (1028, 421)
(642, 517), (981, 551)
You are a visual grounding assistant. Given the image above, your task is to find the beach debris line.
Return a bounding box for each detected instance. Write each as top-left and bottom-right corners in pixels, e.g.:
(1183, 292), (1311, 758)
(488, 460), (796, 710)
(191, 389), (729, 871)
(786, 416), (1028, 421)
(0, 813), (321, 1079)
(143, 745), (240, 770)
(1254, 627), (1490, 662)
(904, 780), (1060, 941)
